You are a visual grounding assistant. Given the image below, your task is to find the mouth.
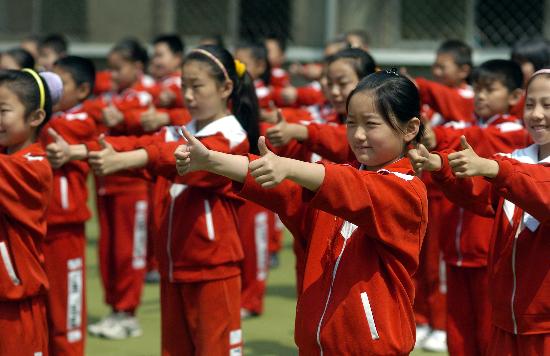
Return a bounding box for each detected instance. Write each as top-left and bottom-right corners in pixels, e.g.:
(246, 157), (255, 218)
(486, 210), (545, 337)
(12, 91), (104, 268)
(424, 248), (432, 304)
(531, 124), (549, 131)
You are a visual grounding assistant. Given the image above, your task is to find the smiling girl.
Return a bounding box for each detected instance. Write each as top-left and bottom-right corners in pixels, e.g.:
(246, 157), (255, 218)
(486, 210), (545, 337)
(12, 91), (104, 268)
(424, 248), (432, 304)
(175, 69), (428, 355)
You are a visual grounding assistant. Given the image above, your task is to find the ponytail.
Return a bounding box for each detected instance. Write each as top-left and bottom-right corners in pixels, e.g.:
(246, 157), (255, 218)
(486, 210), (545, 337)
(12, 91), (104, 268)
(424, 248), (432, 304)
(184, 45), (260, 154)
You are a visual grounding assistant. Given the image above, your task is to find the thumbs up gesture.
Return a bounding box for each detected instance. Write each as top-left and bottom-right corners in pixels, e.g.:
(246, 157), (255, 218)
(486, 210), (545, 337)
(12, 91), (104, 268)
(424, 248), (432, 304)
(248, 136), (287, 188)
(46, 128), (71, 168)
(448, 135), (498, 178)
(174, 126), (210, 175)
(407, 143), (442, 175)
(102, 104), (124, 128)
(265, 109), (307, 147)
(88, 134), (119, 176)
(140, 103), (169, 132)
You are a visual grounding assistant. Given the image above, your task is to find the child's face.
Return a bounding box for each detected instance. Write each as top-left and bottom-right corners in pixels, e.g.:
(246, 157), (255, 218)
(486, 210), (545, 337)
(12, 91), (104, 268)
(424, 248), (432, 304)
(38, 46), (61, 71)
(326, 59), (360, 114)
(151, 43), (181, 79)
(432, 53), (468, 87)
(108, 52), (141, 91)
(53, 66), (89, 112)
(0, 85), (38, 148)
(181, 60), (231, 122)
(523, 76), (550, 146)
(234, 48), (266, 81)
(518, 61), (535, 88)
(0, 54), (20, 70)
(346, 91), (410, 169)
(473, 79), (519, 120)
(265, 39), (285, 68)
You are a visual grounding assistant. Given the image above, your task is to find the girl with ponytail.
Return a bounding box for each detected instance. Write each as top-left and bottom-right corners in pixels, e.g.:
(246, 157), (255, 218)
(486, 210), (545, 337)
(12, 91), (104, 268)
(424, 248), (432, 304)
(68, 45), (259, 354)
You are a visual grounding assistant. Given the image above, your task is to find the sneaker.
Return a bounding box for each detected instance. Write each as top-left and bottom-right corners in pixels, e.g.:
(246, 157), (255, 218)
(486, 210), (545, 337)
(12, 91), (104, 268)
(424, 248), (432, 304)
(99, 312), (143, 340)
(422, 329), (448, 353)
(414, 324), (431, 348)
(88, 313), (118, 337)
(145, 270), (161, 283)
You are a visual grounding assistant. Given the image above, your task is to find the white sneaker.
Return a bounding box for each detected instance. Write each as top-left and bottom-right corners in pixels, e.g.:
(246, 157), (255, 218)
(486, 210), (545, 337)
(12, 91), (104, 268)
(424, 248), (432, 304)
(414, 324), (431, 348)
(88, 313), (118, 337)
(96, 312), (143, 340)
(422, 329), (448, 353)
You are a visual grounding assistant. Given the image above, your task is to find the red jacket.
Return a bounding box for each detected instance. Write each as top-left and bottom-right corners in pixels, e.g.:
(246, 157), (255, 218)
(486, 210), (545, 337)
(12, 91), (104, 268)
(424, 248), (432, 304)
(432, 114), (531, 267)
(142, 115), (248, 283)
(39, 105), (97, 230)
(0, 143), (52, 300)
(417, 77), (475, 124)
(236, 158), (427, 355)
(432, 145), (550, 334)
(272, 81), (326, 108)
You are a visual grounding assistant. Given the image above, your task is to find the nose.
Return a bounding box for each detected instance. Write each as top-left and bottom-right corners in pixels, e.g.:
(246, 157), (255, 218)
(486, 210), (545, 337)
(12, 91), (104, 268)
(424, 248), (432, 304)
(530, 103), (545, 120)
(330, 84), (341, 97)
(183, 87), (193, 102)
(353, 125), (367, 141)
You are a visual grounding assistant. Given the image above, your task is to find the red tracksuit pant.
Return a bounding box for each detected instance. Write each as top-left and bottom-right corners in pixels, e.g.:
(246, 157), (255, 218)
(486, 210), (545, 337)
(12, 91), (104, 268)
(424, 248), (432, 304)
(446, 265), (492, 356)
(97, 192), (148, 313)
(43, 224), (86, 356)
(0, 296), (49, 355)
(160, 276), (242, 356)
(487, 327), (550, 356)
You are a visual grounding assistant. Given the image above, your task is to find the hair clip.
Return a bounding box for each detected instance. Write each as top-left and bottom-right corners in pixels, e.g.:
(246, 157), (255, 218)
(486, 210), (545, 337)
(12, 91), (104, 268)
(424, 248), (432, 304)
(385, 67), (399, 76)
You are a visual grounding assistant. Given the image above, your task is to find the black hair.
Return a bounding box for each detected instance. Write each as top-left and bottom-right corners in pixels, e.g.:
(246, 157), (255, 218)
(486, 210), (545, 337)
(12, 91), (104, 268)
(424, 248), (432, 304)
(153, 34), (185, 55)
(3, 48), (35, 69)
(110, 38), (149, 68)
(0, 69), (53, 135)
(326, 48), (377, 79)
(345, 29), (370, 47)
(39, 34), (68, 55)
(199, 35), (225, 49)
(235, 41), (272, 86)
(54, 55), (96, 97)
(346, 69), (424, 144)
(471, 59), (523, 92)
(437, 39), (473, 69)
(264, 34), (287, 52)
(184, 45), (260, 154)
(511, 37), (550, 71)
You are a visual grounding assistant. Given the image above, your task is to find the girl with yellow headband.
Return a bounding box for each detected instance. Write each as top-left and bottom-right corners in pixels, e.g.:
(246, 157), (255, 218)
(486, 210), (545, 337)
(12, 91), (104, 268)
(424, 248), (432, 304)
(0, 69), (63, 355)
(66, 44), (259, 354)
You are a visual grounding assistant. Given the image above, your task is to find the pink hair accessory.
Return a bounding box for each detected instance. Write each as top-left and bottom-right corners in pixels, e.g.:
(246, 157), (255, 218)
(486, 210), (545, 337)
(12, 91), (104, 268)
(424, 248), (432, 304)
(40, 71), (64, 106)
(190, 48), (230, 82)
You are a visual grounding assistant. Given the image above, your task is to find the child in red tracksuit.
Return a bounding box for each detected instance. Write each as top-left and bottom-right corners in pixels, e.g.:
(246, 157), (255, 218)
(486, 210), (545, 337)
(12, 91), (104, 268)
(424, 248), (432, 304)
(39, 56), (97, 356)
(85, 45), (259, 355)
(84, 39), (153, 339)
(409, 68), (550, 356)
(176, 69), (428, 355)
(0, 69), (62, 355)
(421, 59), (531, 356)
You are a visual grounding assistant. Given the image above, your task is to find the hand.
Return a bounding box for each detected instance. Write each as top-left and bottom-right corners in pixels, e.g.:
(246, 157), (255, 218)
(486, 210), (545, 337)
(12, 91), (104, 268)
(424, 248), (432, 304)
(407, 143), (442, 174)
(46, 128), (71, 169)
(249, 136), (289, 188)
(158, 89), (176, 107)
(421, 119), (437, 150)
(102, 104), (124, 128)
(259, 101), (280, 124)
(280, 86), (298, 105)
(265, 110), (305, 147)
(174, 126), (210, 175)
(448, 136), (499, 178)
(140, 104), (169, 132)
(88, 135), (121, 176)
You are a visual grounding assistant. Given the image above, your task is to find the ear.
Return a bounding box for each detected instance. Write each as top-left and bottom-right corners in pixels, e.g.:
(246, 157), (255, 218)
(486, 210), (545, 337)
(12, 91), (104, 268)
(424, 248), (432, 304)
(403, 117), (421, 144)
(28, 109), (46, 129)
(256, 59), (267, 77)
(508, 88), (524, 108)
(458, 64), (471, 81)
(220, 79), (234, 101)
(77, 83), (92, 101)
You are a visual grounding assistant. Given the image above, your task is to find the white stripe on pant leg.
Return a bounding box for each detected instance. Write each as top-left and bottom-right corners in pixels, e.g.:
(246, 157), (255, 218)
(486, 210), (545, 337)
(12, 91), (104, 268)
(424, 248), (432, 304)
(67, 257), (83, 343)
(0, 241), (20, 285)
(254, 212), (268, 281)
(60, 176), (69, 209)
(132, 200), (148, 269)
(360, 292), (380, 340)
(204, 199), (215, 240)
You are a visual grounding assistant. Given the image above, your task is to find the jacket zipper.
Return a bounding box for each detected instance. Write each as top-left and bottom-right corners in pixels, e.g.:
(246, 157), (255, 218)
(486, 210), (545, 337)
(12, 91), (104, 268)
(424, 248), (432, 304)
(167, 197), (176, 282)
(510, 213), (524, 334)
(455, 208), (464, 266)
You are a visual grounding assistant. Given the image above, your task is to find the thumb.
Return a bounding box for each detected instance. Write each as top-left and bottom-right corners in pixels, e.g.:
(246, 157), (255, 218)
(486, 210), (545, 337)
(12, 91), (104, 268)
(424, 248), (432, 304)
(276, 109), (286, 124)
(179, 126), (199, 146)
(98, 134), (112, 150)
(258, 136), (271, 156)
(148, 102), (156, 112)
(418, 143), (430, 158)
(460, 135), (473, 150)
(48, 128), (63, 143)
